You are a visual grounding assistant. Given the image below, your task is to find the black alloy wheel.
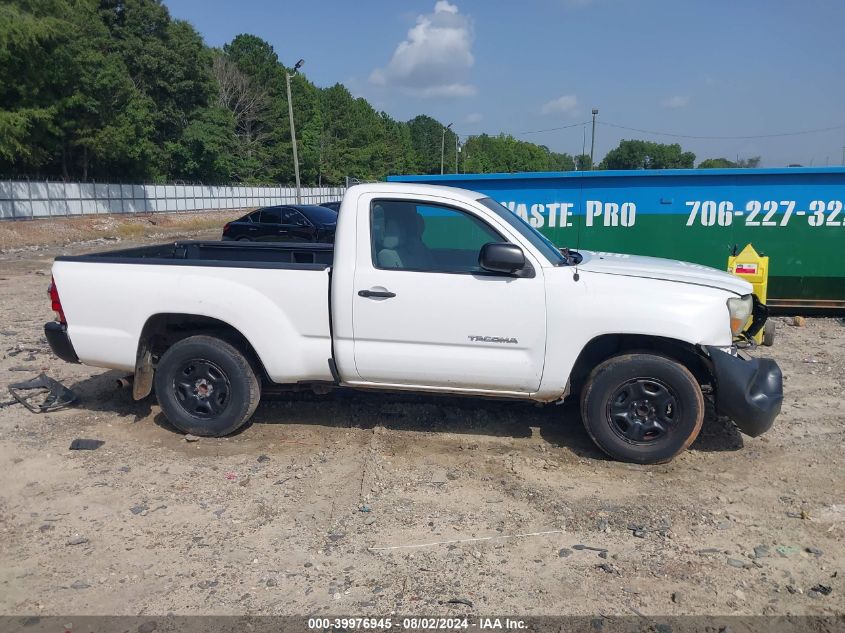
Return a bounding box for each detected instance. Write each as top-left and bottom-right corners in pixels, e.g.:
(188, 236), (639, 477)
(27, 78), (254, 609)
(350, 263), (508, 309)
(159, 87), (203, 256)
(606, 378), (679, 444)
(580, 353), (704, 463)
(173, 358), (231, 419)
(154, 335), (260, 437)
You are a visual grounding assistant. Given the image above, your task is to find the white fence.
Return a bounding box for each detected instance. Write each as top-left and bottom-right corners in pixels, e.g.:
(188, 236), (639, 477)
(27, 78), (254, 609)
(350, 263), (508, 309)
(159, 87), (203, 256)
(0, 181), (346, 220)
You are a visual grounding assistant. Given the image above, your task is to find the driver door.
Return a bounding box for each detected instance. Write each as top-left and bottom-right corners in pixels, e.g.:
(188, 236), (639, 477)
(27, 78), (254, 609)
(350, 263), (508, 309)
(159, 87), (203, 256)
(351, 196), (547, 393)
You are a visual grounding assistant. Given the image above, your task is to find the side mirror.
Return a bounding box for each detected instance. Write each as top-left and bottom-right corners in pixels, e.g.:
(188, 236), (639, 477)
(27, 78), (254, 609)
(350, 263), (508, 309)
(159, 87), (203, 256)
(479, 242), (525, 274)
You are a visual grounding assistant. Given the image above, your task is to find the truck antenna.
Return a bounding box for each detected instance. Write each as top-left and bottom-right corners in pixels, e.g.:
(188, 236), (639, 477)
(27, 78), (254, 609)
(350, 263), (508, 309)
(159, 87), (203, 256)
(572, 174), (585, 281)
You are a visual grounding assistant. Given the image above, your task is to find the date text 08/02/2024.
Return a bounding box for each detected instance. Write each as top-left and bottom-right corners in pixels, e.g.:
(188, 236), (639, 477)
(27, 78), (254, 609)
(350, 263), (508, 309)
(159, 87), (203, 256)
(500, 199), (845, 228)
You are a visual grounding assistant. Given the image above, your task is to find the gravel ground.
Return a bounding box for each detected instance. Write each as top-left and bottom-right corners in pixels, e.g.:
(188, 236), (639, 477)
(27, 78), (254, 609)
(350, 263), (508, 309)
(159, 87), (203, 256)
(0, 209), (243, 252)
(0, 227), (842, 617)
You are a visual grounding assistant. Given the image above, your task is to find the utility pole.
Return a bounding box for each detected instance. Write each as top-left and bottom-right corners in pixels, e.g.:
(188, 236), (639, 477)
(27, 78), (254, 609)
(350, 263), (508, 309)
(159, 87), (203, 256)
(590, 108), (599, 170)
(841, 145), (844, 166)
(455, 135), (459, 174)
(286, 59), (304, 203)
(441, 122), (452, 175)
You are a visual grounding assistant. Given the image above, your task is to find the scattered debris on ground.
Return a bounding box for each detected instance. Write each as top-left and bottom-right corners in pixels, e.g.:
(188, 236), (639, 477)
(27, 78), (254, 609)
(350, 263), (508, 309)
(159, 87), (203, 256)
(8, 373), (77, 412)
(0, 227), (843, 616)
(68, 438), (104, 451)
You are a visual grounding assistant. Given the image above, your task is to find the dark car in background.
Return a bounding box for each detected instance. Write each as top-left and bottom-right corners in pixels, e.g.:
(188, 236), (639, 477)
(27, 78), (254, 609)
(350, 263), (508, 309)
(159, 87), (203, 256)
(222, 204), (338, 242)
(320, 201), (341, 212)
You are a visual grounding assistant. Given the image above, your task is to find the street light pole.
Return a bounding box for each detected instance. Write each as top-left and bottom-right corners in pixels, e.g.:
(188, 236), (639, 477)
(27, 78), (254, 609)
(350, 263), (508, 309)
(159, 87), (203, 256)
(286, 59), (304, 203)
(455, 135), (459, 174)
(590, 108), (599, 170)
(441, 122), (452, 175)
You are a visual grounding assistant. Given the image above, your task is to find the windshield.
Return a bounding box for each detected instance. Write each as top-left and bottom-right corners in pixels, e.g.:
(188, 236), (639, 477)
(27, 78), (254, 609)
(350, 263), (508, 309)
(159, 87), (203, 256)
(477, 197), (568, 266)
(301, 205), (338, 224)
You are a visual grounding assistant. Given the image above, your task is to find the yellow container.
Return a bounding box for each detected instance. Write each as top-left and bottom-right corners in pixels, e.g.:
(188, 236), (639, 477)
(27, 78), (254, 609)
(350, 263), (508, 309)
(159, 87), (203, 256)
(727, 244), (773, 345)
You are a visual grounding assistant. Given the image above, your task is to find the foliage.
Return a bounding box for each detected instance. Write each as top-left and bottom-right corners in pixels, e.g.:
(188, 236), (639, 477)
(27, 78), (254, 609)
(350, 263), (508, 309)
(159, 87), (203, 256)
(698, 157), (736, 169)
(2, 1), (687, 183)
(698, 156), (761, 169)
(600, 140), (695, 170)
(461, 135), (574, 174)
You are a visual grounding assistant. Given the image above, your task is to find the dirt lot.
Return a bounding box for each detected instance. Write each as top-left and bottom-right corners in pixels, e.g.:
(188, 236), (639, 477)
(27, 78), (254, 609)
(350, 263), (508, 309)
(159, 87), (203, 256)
(0, 209), (243, 252)
(0, 217), (843, 617)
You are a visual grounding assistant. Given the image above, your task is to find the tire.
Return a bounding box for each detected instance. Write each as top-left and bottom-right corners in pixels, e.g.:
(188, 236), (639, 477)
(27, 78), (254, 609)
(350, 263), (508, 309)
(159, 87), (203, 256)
(580, 354), (704, 464)
(154, 335), (260, 437)
(237, 236), (252, 242)
(762, 321), (775, 347)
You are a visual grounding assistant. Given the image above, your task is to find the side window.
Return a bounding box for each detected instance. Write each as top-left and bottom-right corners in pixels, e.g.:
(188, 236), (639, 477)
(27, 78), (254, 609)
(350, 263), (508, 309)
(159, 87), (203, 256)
(371, 200), (503, 273)
(247, 211), (261, 223)
(282, 208), (309, 226)
(260, 207), (282, 224)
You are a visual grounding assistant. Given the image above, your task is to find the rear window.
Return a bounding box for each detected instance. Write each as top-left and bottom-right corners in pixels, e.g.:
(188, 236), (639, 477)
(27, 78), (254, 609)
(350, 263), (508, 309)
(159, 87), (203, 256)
(300, 205), (337, 224)
(260, 208), (282, 224)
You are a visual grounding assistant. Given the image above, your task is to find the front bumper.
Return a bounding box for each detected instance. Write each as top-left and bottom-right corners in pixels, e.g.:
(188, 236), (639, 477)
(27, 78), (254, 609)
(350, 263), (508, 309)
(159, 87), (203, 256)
(705, 346), (782, 437)
(44, 322), (79, 364)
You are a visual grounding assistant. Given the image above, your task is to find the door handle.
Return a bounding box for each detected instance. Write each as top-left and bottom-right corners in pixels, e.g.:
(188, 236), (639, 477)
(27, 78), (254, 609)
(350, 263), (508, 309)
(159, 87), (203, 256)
(358, 289), (396, 298)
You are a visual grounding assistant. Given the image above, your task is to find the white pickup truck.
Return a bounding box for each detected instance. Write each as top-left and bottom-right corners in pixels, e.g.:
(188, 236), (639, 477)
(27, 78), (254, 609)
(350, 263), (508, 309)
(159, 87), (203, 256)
(44, 183), (782, 463)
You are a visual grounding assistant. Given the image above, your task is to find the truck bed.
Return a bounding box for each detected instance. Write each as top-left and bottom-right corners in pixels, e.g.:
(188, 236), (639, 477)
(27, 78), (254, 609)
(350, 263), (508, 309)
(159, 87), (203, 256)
(52, 239), (334, 383)
(56, 240), (334, 269)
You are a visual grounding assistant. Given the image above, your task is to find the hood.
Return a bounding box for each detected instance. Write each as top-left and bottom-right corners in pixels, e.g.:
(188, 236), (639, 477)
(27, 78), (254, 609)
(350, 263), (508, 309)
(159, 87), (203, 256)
(576, 250), (751, 295)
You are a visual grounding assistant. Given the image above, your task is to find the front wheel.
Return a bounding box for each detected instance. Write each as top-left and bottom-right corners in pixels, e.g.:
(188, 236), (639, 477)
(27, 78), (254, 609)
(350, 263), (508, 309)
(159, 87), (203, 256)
(154, 335), (260, 437)
(580, 354), (704, 464)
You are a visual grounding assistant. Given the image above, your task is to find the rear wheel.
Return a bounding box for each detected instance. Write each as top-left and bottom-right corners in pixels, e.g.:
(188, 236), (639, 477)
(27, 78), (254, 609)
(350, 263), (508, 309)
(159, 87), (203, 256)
(580, 354), (704, 464)
(236, 236), (252, 242)
(154, 335), (260, 437)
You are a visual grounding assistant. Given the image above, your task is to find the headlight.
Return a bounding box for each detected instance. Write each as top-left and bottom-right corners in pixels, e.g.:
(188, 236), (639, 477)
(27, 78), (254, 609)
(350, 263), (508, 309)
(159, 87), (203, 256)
(727, 294), (754, 336)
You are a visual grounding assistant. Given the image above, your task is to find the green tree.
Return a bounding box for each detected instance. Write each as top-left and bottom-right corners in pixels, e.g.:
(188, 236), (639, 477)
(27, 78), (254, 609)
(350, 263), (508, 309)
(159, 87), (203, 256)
(0, 2), (616, 183)
(460, 134), (575, 174)
(165, 106), (236, 182)
(574, 154), (592, 170)
(698, 156), (761, 169)
(600, 139), (695, 170)
(408, 115), (456, 174)
(219, 34), (287, 182)
(698, 157), (736, 168)
(0, 0), (66, 171)
(736, 156), (761, 168)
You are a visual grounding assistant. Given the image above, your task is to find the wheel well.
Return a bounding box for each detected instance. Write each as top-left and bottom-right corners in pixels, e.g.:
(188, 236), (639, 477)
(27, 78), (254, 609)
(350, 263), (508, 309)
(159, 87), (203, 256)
(137, 314), (268, 381)
(568, 334), (712, 396)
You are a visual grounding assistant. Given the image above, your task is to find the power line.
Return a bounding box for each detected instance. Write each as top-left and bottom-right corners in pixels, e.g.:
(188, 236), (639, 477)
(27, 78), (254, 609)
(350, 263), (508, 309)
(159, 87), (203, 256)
(517, 119), (845, 141)
(519, 121), (591, 135)
(597, 121), (845, 140)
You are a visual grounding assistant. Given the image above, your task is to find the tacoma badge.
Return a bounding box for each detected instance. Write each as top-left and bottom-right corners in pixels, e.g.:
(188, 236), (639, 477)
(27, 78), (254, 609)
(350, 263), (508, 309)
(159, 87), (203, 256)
(468, 336), (518, 344)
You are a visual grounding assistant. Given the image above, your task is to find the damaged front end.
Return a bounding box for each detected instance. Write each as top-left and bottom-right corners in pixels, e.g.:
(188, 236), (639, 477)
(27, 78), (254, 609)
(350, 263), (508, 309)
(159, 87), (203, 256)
(737, 294), (769, 347)
(703, 345), (783, 437)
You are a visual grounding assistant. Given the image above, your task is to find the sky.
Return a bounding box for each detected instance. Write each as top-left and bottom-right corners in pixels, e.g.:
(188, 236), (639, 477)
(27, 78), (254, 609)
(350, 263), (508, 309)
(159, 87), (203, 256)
(163, 0), (845, 168)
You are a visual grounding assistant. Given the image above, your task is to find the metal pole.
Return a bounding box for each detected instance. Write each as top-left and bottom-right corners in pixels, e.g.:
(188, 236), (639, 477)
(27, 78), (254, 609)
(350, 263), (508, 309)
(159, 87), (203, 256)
(455, 136), (459, 174)
(286, 71), (301, 203)
(441, 122), (452, 175)
(590, 108), (598, 170)
(841, 146), (844, 166)
(440, 128), (446, 175)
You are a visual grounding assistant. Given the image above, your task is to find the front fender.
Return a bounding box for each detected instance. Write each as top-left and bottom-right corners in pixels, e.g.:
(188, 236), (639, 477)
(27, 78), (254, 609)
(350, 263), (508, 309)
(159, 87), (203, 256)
(538, 268), (735, 399)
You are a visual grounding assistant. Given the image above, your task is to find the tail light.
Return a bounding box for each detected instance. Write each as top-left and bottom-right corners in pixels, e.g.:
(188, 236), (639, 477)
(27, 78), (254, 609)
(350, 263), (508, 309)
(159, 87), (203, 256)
(223, 222), (231, 233)
(48, 276), (66, 324)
